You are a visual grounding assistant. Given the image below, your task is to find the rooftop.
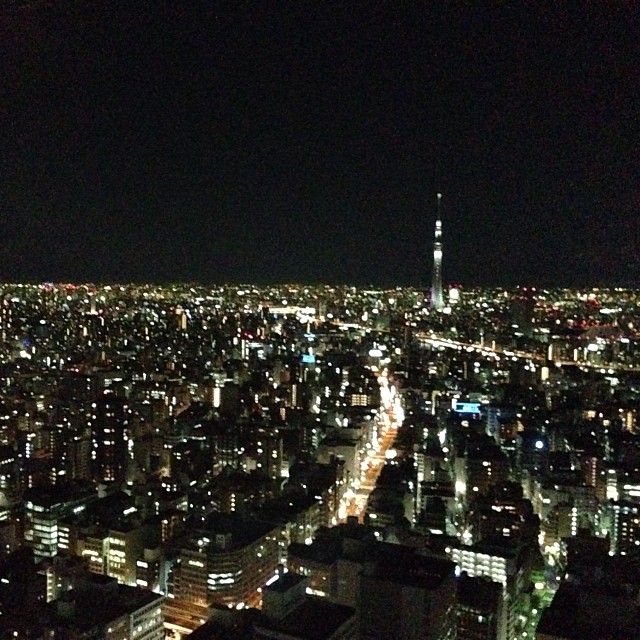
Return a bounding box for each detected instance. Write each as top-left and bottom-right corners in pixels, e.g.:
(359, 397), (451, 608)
(258, 596), (355, 640)
(263, 572), (306, 594)
(362, 543), (455, 590)
(537, 583), (640, 640)
(458, 573), (502, 611)
(185, 513), (278, 553)
(48, 582), (163, 630)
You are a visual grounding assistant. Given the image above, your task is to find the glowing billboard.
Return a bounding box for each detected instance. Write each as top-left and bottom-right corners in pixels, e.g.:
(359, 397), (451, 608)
(453, 402), (481, 415)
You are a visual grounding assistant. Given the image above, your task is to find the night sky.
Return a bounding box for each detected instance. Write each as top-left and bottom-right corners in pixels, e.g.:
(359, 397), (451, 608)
(1, 2), (638, 287)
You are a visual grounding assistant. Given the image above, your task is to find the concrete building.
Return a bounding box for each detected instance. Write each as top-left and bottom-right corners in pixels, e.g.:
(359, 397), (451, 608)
(287, 518), (376, 608)
(599, 500), (640, 555)
(24, 483), (97, 561)
(171, 514), (280, 617)
(449, 541), (525, 640)
(457, 573), (507, 640)
(42, 579), (164, 640)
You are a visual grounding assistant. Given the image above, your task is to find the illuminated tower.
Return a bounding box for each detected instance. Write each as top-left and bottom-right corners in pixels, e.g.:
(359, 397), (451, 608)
(431, 193), (444, 310)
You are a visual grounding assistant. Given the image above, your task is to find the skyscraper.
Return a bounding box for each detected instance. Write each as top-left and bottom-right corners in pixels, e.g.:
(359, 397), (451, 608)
(90, 395), (130, 484)
(431, 193), (444, 310)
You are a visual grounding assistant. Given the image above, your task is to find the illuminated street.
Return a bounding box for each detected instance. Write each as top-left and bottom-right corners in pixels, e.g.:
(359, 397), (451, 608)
(0, 1), (637, 636)
(341, 369), (403, 522)
(417, 333), (640, 373)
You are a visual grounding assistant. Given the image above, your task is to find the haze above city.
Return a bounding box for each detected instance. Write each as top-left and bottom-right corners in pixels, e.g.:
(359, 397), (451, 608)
(1, 2), (638, 286)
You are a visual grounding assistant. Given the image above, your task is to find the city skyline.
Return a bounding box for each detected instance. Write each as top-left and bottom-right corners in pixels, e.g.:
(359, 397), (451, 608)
(0, 280), (640, 636)
(1, 3), (639, 286)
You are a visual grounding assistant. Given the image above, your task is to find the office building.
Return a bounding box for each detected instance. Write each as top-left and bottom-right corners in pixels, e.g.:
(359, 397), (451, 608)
(43, 580), (164, 640)
(169, 513), (280, 625)
(24, 483), (97, 561)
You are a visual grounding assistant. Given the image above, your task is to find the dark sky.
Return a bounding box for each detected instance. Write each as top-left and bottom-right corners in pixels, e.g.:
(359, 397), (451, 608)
(1, 1), (639, 287)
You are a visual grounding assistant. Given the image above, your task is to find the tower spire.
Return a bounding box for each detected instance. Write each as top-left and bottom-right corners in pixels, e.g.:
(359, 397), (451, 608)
(431, 193), (444, 310)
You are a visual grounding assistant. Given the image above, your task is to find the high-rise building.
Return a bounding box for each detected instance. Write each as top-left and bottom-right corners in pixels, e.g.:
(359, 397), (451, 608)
(431, 193), (444, 310)
(24, 484), (97, 561)
(448, 541), (528, 640)
(90, 395), (130, 484)
(599, 500), (640, 555)
(457, 573), (507, 640)
(168, 514), (280, 627)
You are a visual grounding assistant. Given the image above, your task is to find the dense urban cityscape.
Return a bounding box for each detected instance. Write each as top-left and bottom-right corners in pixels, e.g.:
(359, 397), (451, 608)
(2, 2), (637, 638)
(0, 276), (639, 638)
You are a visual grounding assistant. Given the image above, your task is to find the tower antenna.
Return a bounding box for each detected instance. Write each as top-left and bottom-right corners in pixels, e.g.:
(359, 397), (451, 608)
(431, 193), (444, 310)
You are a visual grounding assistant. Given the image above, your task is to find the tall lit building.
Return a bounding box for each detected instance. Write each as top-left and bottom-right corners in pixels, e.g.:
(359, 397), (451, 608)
(90, 395), (130, 484)
(599, 501), (640, 555)
(24, 484), (97, 561)
(448, 542), (523, 640)
(431, 193), (444, 310)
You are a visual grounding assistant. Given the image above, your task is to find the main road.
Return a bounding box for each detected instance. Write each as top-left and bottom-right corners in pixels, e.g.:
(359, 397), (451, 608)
(417, 332), (640, 374)
(340, 368), (403, 522)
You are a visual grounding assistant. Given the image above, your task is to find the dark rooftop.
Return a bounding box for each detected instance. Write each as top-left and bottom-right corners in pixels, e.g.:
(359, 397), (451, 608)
(189, 513), (278, 552)
(24, 481), (97, 508)
(537, 583), (640, 640)
(258, 596), (355, 640)
(263, 572), (306, 594)
(362, 543), (455, 590)
(458, 573), (502, 611)
(47, 582), (163, 631)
